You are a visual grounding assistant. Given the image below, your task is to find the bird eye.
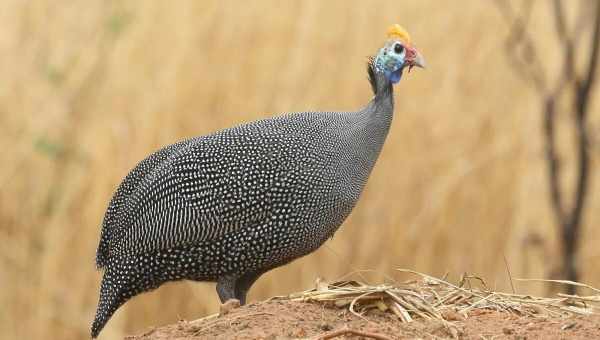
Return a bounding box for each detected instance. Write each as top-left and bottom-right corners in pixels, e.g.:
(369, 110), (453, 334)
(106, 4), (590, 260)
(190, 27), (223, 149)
(394, 43), (404, 54)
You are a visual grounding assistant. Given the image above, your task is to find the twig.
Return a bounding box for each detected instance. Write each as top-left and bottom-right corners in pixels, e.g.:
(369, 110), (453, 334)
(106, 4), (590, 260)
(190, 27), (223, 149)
(191, 312), (275, 335)
(515, 278), (600, 294)
(503, 254), (516, 294)
(349, 291), (378, 322)
(313, 326), (393, 340)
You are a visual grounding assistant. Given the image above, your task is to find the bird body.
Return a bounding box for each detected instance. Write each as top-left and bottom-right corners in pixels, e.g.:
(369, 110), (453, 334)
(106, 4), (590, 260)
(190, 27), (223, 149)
(91, 24), (424, 338)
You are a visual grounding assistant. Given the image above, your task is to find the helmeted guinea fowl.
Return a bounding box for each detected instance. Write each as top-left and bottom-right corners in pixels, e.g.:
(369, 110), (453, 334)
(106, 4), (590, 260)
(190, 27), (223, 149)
(91, 24), (425, 338)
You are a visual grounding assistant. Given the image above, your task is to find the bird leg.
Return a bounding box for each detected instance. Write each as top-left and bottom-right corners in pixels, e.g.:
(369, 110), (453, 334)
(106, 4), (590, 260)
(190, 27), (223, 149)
(216, 276), (240, 316)
(216, 271), (264, 315)
(234, 270), (264, 305)
(216, 275), (237, 303)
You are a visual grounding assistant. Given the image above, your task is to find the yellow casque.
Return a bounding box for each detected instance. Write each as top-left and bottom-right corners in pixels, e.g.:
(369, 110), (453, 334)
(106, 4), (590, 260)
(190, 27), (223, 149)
(387, 24), (411, 45)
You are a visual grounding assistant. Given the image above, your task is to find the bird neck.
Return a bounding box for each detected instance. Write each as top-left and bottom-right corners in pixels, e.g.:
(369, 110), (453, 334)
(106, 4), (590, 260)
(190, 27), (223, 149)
(372, 73), (394, 117)
(373, 73), (394, 105)
(366, 70), (394, 128)
(366, 60), (394, 114)
(333, 72), (394, 214)
(353, 70), (394, 158)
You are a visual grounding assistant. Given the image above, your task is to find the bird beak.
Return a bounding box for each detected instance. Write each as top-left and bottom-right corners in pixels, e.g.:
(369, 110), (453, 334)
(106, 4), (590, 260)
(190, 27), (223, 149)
(406, 48), (426, 73)
(412, 50), (426, 69)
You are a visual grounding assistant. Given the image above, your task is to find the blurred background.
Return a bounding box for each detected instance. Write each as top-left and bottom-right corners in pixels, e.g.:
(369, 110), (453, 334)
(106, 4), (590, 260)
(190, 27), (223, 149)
(2, 0), (599, 339)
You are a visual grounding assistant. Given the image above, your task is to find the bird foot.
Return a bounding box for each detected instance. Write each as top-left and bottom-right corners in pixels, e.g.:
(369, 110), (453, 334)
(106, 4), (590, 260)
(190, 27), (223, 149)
(219, 298), (241, 316)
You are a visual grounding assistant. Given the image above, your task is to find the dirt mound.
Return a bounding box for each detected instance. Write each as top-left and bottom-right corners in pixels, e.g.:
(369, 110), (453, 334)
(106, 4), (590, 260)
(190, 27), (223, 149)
(126, 299), (600, 339)
(126, 274), (600, 339)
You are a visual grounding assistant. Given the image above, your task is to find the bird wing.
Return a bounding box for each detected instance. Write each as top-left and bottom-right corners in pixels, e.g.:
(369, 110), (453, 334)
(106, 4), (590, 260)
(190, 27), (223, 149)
(95, 139), (193, 268)
(107, 113), (339, 259)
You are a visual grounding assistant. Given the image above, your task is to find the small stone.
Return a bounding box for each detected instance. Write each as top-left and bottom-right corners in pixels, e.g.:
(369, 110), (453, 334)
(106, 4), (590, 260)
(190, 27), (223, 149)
(319, 323), (333, 331)
(295, 328), (307, 337)
(442, 310), (465, 321)
(469, 309), (489, 316)
(502, 327), (514, 335)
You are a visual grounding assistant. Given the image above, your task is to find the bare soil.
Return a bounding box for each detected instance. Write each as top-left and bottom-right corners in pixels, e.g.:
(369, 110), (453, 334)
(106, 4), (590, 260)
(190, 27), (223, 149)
(126, 299), (600, 340)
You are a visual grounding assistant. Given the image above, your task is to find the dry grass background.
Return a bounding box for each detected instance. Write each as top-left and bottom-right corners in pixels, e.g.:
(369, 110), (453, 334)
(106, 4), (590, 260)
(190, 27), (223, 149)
(1, 1), (599, 339)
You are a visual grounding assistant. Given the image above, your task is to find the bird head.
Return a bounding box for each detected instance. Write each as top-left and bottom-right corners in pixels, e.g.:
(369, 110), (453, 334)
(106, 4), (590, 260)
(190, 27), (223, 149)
(373, 24), (426, 84)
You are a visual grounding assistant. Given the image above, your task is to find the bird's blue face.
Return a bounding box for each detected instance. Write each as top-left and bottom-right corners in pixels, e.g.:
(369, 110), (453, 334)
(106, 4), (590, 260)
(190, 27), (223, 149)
(374, 39), (425, 84)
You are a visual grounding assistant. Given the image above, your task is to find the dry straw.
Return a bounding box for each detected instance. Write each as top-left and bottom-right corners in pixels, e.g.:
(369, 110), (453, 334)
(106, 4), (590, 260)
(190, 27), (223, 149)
(181, 269), (600, 340)
(284, 269), (600, 338)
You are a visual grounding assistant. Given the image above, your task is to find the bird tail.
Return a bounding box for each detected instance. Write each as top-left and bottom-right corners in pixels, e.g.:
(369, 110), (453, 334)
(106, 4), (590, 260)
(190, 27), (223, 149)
(91, 266), (129, 338)
(94, 232), (110, 269)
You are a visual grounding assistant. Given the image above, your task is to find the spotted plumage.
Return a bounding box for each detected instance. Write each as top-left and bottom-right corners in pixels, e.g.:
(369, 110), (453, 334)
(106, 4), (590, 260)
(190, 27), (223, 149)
(91, 24), (425, 338)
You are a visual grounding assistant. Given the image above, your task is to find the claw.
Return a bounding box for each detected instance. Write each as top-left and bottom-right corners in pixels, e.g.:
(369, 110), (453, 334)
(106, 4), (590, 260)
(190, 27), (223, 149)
(219, 299), (241, 316)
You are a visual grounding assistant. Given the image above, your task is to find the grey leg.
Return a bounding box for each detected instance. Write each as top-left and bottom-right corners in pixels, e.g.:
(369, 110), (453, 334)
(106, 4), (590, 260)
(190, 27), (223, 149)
(234, 270), (265, 305)
(216, 275), (237, 303)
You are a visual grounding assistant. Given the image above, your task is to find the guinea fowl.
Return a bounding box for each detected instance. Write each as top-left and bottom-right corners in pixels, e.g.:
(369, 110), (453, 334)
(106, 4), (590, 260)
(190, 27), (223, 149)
(91, 24), (425, 338)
